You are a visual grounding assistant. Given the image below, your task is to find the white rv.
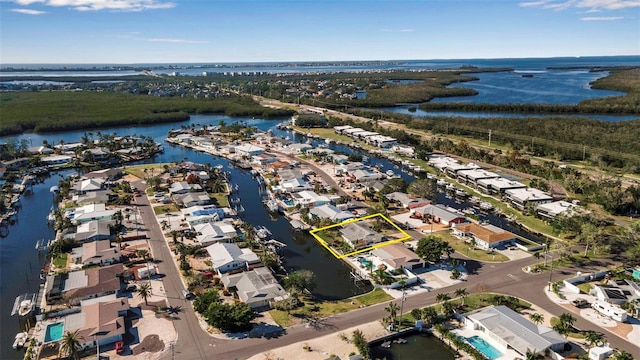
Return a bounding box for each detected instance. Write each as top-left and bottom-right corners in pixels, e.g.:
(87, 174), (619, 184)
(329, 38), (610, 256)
(591, 300), (628, 322)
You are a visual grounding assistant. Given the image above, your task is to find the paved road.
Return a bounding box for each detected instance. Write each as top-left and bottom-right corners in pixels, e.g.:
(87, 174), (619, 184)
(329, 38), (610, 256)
(130, 181), (639, 358)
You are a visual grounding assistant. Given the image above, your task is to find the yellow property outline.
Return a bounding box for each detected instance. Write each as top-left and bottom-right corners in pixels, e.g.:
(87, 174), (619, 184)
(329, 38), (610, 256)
(309, 213), (412, 259)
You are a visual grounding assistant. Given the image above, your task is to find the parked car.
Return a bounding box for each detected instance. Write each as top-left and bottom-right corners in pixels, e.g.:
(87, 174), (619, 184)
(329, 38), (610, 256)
(125, 284), (137, 292)
(182, 289), (194, 300)
(572, 298), (589, 308)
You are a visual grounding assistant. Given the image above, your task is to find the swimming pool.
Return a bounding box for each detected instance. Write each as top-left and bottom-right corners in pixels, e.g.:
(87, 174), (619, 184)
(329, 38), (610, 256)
(44, 322), (64, 343)
(357, 257), (373, 268)
(466, 336), (502, 359)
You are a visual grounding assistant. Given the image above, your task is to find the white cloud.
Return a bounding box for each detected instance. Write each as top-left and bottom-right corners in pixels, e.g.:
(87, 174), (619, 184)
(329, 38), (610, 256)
(379, 29), (415, 33)
(147, 38), (208, 44)
(8, 0), (175, 11)
(10, 8), (46, 14)
(518, 0), (640, 11)
(580, 15), (625, 19)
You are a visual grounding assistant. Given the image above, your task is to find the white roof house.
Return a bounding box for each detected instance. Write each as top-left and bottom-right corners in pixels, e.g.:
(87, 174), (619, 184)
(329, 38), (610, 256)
(169, 181), (203, 194)
(67, 203), (116, 224)
(71, 239), (121, 266)
(288, 143), (313, 153)
(536, 200), (581, 219)
(351, 169), (383, 182)
(505, 188), (553, 211)
(206, 243), (260, 274)
(371, 243), (424, 270)
(291, 190), (330, 208)
(41, 154), (73, 167)
(334, 125), (354, 134)
(340, 222), (385, 249)
(234, 143), (264, 157)
(456, 168), (500, 186)
(464, 305), (566, 356)
(477, 177), (527, 195)
(280, 177), (313, 193)
(73, 220), (113, 243)
(75, 178), (105, 193)
(194, 221), (238, 246)
(309, 204), (355, 222)
(366, 135), (397, 148)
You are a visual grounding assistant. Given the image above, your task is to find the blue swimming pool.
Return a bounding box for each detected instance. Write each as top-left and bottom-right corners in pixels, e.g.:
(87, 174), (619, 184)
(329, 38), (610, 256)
(466, 336), (502, 359)
(44, 322), (64, 343)
(357, 257), (373, 268)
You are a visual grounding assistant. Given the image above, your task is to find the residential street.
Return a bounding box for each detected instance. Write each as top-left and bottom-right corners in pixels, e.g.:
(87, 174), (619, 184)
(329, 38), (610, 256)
(131, 178), (638, 360)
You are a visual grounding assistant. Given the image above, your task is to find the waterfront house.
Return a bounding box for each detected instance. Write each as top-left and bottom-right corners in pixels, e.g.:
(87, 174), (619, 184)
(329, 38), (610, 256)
(74, 178), (105, 194)
(591, 279), (640, 305)
(391, 144), (415, 157)
(456, 168), (500, 187)
(220, 267), (288, 310)
(365, 135), (397, 148)
(83, 168), (122, 181)
(251, 154), (278, 166)
(279, 177), (313, 193)
(288, 143), (313, 154)
(234, 143), (265, 157)
(342, 127), (365, 136)
(477, 177), (527, 196)
(291, 190), (330, 208)
(371, 243), (424, 270)
(72, 297), (130, 349)
(194, 221), (238, 246)
(309, 204), (355, 222)
(335, 162), (365, 176)
(277, 168), (304, 181)
(206, 243), (261, 275)
(334, 125), (354, 134)
(73, 220), (113, 243)
(362, 180), (386, 193)
(385, 192), (430, 209)
(340, 222), (385, 249)
(536, 200), (581, 220)
(41, 154), (73, 167)
(27, 145), (55, 155)
(451, 223), (517, 250)
(45, 264), (123, 305)
(505, 188), (553, 211)
(463, 305), (566, 357)
(412, 204), (466, 226)
(66, 203), (117, 224)
(331, 154), (349, 164)
(351, 169), (383, 182)
(174, 191), (212, 208)
(181, 205), (227, 219)
(169, 181), (203, 195)
(71, 239), (121, 267)
(73, 190), (111, 205)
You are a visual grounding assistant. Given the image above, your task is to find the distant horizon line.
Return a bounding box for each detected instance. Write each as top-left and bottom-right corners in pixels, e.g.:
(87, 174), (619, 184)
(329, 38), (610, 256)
(2, 54), (639, 67)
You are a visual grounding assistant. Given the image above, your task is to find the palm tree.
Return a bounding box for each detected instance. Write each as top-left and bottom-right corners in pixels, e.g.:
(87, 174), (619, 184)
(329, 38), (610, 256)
(454, 288), (468, 307)
(534, 251), (542, 267)
(421, 306), (438, 325)
(442, 301), (456, 317)
(610, 350), (634, 360)
(584, 331), (604, 348)
(525, 348), (538, 360)
(59, 330), (82, 360)
(529, 313), (544, 325)
(137, 283), (151, 305)
(436, 292), (451, 304)
(384, 302), (400, 327)
(559, 312), (576, 328)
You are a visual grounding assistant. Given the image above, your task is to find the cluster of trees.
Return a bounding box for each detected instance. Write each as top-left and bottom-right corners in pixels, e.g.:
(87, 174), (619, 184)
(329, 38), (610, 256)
(294, 114), (327, 128)
(0, 92), (294, 136)
(415, 235), (454, 264)
(193, 289), (255, 332)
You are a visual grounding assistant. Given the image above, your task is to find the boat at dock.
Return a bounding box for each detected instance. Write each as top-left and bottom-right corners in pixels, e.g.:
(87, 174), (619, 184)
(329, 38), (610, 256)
(479, 202), (494, 212)
(264, 199), (281, 213)
(13, 332), (28, 350)
(11, 293), (36, 317)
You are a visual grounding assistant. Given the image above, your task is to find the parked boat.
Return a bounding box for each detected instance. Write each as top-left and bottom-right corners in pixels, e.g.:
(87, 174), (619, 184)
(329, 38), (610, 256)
(264, 199), (281, 213)
(455, 189), (469, 198)
(13, 332), (28, 350)
(386, 170), (395, 177)
(479, 202), (494, 211)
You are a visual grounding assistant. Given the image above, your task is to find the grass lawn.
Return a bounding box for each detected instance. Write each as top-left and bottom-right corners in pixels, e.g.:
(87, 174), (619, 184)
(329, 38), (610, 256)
(550, 317), (585, 339)
(53, 253), (67, 268)
(577, 283), (593, 294)
(124, 163), (168, 179)
(293, 127), (378, 151)
(153, 204), (179, 215)
(209, 193), (229, 207)
(270, 289), (392, 327)
(438, 231), (510, 262)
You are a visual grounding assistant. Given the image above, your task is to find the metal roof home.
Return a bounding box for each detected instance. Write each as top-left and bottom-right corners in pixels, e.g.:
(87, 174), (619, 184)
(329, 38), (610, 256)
(309, 204), (355, 222)
(385, 192), (430, 209)
(505, 188), (553, 210)
(464, 305), (566, 356)
(73, 219), (113, 243)
(412, 204), (466, 226)
(340, 222), (385, 248)
(452, 223), (517, 249)
(205, 243), (260, 274)
(477, 177), (527, 195)
(536, 200), (581, 219)
(194, 221), (238, 246)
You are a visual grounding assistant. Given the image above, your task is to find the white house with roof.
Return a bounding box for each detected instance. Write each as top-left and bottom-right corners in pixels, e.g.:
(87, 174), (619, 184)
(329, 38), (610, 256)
(279, 177), (313, 193)
(42, 154), (73, 167)
(175, 191), (212, 208)
(61, 297), (130, 349)
(351, 169), (383, 182)
(235, 143), (264, 157)
(291, 190), (330, 208)
(452, 223), (517, 250)
(456, 168), (500, 187)
(477, 177), (527, 196)
(194, 221), (238, 246)
(366, 135), (397, 148)
(205, 243), (260, 275)
(73, 220), (113, 243)
(536, 200), (582, 220)
(74, 178), (105, 194)
(412, 204), (467, 226)
(385, 192), (430, 209)
(66, 203), (116, 224)
(221, 267), (288, 310)
(505, 188), (553, 211)
(309, 204), (355, 222)
(169, 181), (203, 195)
(334, 125), (354, 134)
(288, 143), (312, 154)
(463, 305), (566, 357)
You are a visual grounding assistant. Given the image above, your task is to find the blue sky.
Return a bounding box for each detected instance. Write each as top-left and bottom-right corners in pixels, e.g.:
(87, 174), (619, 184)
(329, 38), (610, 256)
(1, 0), (639, 64)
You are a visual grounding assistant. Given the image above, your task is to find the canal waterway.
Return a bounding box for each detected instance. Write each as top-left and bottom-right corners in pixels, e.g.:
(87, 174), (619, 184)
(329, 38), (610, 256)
(2, 113), (545, 357)
(370, 331), (456, 360)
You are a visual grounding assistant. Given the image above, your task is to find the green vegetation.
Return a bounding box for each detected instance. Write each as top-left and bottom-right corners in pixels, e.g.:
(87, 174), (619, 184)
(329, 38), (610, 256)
(269, 289), (392, 327)
(53, 253), (68, 268)
(209, 193), (229, 207)
(0, 92), (294, 136)
(439, 232), (510, 262)
(415, 235), (454, 264)
(153, 204), (179, 214)
(124, 164), (168, 179)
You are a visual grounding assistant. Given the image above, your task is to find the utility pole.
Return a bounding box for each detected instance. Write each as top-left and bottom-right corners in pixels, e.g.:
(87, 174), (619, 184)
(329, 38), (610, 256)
(488, 129), (492, 147)
(398, 286), (406, 332)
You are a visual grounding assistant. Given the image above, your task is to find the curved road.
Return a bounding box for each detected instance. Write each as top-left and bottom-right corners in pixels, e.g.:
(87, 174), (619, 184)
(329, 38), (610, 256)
(132, 178), (639, 360)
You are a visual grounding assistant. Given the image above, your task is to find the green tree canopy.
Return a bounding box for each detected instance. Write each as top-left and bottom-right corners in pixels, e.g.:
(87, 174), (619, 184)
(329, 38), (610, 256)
(415, 235), (454, 264)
